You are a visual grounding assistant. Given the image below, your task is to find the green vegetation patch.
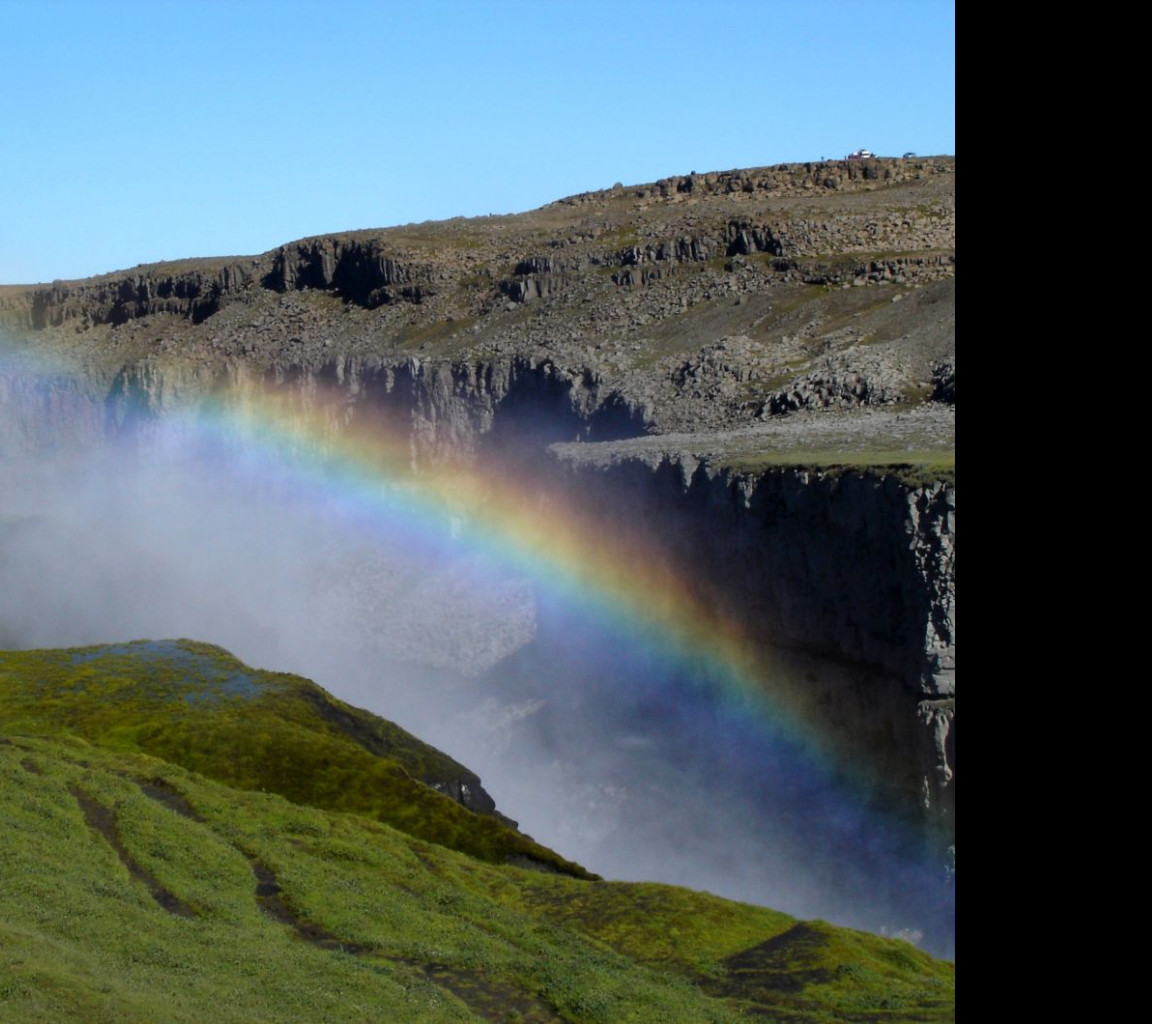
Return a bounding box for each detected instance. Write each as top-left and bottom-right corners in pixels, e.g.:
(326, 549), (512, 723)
(0, 640), (587, 876)
(723, 449), (955, 488)
(0, 735), (954, 1022)
(701, 921), (955, 1021)
(394, 316), (481, 354)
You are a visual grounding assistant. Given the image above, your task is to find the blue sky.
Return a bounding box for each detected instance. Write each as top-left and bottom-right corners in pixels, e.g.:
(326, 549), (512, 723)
(0, 0), (954, 284)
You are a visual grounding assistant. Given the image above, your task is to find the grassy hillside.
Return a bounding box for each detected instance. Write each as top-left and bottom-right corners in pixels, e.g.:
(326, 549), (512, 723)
(0, 640), (589, 876)
(0, 642), (954, 1022)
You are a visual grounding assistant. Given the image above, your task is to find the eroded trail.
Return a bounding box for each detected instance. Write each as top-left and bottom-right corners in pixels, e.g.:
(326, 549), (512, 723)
(134, 777), (566, 1023)
(66, 782), (196, 918)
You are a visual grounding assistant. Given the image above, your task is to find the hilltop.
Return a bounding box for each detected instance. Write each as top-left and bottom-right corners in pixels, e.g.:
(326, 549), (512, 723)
(0, 640), (588, 876)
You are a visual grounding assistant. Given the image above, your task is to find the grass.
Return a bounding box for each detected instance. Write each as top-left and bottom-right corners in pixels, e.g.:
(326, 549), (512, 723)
(806, 250), (924, 268)
(0, 726), (954, 1023)
(0, 642), (955, 1021)
(0, 640), (589, 877)
(595, 225), (642, 251)
(394, 316), (481, 354)
(723, 449), (955, 488)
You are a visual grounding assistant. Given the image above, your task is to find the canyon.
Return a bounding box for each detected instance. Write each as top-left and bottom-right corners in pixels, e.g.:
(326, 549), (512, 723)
(0, 155), (954, 952)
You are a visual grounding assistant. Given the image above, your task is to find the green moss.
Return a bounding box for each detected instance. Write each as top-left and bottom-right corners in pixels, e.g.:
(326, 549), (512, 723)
(0, 641), (589, 877)
(0, 735), (953, 1022)
(723, 449), (955, 488)
(394, 316), (480, 353)
(596, 225), (642, 250)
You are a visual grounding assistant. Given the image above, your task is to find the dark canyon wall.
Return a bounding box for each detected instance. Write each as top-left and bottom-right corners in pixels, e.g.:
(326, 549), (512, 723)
(0, 352), (954, 844)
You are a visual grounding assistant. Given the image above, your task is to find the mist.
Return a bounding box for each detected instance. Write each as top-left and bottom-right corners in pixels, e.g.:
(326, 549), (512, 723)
(0, 394), (953, 957)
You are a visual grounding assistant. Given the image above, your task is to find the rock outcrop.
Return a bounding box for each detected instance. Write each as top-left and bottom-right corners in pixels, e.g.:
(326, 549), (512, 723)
(539, 447), (954, 826)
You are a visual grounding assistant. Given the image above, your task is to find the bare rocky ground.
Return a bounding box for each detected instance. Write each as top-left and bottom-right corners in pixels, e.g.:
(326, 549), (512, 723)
(0, 156), (955, 468)
(551, 403), (955, 471)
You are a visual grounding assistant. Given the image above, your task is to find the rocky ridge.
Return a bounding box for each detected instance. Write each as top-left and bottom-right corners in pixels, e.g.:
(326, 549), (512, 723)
(0, 155), (954, 438)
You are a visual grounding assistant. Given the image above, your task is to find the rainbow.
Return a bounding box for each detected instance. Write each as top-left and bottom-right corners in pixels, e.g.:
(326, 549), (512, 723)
(0, 346), (898, 797)
(188, 384), (811, 738)
(182, 384), (954, 888)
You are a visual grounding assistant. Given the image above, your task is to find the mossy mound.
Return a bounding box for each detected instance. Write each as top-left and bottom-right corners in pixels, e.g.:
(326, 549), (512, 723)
(0, 640), (589, 877)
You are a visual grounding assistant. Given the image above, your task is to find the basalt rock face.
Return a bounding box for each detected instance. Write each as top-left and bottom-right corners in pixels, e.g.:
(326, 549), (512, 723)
(266, 238), (444, 308)
(85, 350), (652, 464)
(536, 450), (955, 831)
(567, 156), (951, 203)
(0, 368), (114, 456)
(0, 262), (259, 331)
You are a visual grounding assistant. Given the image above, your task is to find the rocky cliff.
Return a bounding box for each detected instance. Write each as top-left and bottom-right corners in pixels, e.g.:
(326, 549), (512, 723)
(543, 444), (954, 830)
